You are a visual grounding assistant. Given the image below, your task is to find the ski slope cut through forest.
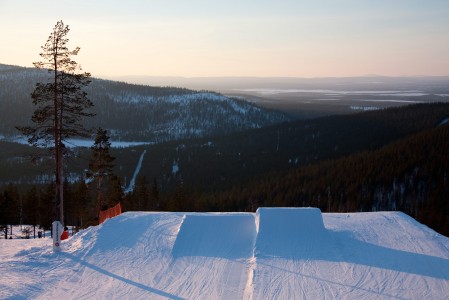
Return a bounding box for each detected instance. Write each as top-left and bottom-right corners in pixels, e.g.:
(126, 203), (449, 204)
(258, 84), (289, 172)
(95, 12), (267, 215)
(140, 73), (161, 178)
(124, 149), (147, 193)
(1, 208), (449, 299)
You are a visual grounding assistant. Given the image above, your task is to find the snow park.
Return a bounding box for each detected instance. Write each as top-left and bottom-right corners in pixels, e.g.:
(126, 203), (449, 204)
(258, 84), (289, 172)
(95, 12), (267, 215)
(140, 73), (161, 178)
(1, 207), (449, 299)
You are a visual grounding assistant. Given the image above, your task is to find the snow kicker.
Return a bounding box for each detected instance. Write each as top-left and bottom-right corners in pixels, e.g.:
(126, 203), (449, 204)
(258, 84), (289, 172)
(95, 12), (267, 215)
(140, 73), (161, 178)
(255, 207), (328, 258)
(172, 213), (257, 259)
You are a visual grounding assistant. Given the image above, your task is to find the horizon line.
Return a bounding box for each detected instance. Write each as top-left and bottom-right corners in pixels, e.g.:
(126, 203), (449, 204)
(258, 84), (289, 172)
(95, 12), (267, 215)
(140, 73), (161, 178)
(2, 62), (449, 80)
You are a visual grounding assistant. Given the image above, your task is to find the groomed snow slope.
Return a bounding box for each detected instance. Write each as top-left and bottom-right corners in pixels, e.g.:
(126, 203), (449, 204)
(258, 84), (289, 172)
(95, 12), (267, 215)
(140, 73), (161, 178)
(1, 208), (449, 299)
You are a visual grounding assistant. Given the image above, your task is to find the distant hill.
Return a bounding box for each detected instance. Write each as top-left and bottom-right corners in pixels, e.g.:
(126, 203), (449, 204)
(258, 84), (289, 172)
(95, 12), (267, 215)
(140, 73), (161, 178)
(132, 102), (449, 192)
(104, 74), (449, 93)
(0, 63), (288, 141)
(103, 74), (449, 118)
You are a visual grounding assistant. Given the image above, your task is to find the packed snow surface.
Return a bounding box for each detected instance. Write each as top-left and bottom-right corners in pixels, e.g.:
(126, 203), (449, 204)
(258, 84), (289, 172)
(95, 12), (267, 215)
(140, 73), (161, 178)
(1, 208), (449, 299)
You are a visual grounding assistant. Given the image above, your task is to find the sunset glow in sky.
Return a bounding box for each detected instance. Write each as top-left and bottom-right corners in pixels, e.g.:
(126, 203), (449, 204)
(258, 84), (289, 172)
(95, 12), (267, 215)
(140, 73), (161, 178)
(1, 0), (449, 78)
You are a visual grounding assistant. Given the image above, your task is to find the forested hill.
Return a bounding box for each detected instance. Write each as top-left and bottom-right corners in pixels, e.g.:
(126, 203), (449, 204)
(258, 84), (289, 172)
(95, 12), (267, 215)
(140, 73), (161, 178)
(204, 121), (449, 236)
(0, 64), (288, 141)
(137, 102), (449, 193)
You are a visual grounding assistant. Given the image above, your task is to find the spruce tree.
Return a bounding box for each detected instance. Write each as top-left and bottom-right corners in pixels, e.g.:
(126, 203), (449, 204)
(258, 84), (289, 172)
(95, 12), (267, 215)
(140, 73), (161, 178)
(17, 21), (94, 225)
(106, 175), (124, 209)
(73, 177), (91, 228)
(134, 176), (149, 211)
(149, 178), (160, 210)
(87, 127), (115, 213)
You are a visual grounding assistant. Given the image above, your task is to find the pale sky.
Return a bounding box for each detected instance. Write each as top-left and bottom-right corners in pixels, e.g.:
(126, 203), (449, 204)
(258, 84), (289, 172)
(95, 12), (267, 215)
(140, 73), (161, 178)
(1, 0), (449, 78)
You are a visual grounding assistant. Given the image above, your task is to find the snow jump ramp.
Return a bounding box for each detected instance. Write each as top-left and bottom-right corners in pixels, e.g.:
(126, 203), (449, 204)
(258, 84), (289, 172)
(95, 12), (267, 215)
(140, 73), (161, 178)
(172, 208), (328, 260)
(255, 207), (329, 258)
(172, 213), (257, 259)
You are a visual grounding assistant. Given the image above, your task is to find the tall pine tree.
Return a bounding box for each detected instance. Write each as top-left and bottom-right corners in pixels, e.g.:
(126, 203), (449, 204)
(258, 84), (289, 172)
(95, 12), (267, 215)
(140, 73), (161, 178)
(17, 21), (94, 225)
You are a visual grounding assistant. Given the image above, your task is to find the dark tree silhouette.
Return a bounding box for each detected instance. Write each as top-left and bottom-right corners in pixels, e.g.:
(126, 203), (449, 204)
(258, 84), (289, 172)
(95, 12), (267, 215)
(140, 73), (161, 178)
(17, 21), (94, 224)
(87, 127), (115, 213)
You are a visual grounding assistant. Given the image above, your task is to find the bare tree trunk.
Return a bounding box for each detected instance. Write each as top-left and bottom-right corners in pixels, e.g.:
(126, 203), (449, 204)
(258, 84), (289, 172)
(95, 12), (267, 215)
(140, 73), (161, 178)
(59, 152), (64, 225)
(96, 175), (104, 213)
(53, 36), (62, 224)
(58, 72), (65, 226)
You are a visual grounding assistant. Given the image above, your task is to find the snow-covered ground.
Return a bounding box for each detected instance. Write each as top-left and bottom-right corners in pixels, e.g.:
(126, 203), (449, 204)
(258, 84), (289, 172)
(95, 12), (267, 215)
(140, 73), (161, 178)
(1, 208), (449, 299)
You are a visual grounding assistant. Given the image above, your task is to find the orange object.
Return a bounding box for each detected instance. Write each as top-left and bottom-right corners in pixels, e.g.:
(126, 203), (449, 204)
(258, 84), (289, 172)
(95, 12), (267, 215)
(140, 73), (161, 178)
(99, 202), (122, 224)
(60, 230), (69, 240)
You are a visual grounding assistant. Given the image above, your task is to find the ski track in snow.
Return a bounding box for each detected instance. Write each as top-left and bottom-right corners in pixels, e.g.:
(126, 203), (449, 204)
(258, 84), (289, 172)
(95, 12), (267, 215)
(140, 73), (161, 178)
(125, 150), (146, 193)
(1, 209), (449, 299)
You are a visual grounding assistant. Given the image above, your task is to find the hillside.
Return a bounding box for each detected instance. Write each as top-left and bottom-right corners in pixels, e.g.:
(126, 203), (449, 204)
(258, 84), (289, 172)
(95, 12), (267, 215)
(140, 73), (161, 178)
(206, 118), (449, 236)
(1, 209), (449, 299)
(0, 64), (288, 140)
(117, 102), (449, 195)
(2, 102), (448, 189)
(109, 75), (449, 118)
